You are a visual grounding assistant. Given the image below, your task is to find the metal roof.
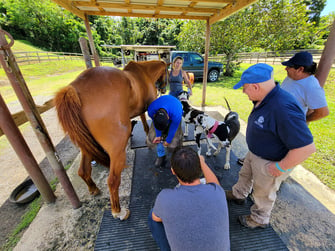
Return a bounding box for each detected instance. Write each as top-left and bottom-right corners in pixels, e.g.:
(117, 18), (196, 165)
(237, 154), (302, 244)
(52, 0), (257, 25)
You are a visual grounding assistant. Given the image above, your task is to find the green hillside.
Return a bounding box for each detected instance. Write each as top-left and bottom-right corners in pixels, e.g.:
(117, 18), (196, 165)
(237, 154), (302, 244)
(12, 40), (44, 52)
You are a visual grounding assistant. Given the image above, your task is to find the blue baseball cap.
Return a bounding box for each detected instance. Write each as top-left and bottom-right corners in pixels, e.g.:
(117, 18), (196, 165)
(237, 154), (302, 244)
(281, 51), (313, 67)
(233, 63), (273, 89)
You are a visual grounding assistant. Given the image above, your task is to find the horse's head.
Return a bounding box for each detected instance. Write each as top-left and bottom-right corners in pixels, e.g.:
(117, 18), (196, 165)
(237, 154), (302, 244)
(155, 62), (169, 95)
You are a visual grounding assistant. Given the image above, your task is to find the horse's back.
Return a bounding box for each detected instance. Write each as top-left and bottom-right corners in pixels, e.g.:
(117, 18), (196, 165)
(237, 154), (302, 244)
(72, 66), (129, 91)
(71, 66), (132, 113)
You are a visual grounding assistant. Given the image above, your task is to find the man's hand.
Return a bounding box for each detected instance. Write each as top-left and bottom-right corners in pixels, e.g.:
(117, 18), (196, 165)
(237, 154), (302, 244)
(267, 162), (283, 177)
(153, 137), (162, 144)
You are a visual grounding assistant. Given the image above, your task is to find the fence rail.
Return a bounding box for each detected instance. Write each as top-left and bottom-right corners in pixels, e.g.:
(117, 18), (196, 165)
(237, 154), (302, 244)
(209, 49), (334, 67)
(12, 51), (118, 65)
(7, 49), (334, 67)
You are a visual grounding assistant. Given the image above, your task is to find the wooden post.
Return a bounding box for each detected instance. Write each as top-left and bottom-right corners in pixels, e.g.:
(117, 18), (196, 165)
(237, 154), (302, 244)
(315, 18), (335, 87)
(0, 94), (56, 203)
(84, 14), (100, 67)
(201, 20), (211, 107)
(0, 29), (81, 209)
(121, 48), (126, 68)
(79, 37), (93, 69)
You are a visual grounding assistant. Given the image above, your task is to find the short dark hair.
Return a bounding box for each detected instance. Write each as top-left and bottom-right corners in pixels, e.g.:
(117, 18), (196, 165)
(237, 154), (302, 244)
(153, 108), (169, 131)
(303, 62), (317, 75)
(290, 62), (317, 75)
(171, 147), (201, 183)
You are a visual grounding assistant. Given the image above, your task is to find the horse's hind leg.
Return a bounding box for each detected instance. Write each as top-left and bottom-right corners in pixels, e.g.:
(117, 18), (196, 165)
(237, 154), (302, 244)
(107, 142), (130, 220)
(140, 113), (149, 135)
(78, 152), (100, 195)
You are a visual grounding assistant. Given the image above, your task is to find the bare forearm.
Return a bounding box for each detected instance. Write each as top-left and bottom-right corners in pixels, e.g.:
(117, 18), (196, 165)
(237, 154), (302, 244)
(268, 143), (316, 177)
(306, 107), (329, 122)
(279, 143), (316, 170)
(199, 156), (220, 185)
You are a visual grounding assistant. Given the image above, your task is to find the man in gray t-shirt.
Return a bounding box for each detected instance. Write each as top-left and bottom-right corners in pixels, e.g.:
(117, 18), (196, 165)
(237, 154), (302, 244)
(148, 147), (230, 251)
(281, 51), (329, 122)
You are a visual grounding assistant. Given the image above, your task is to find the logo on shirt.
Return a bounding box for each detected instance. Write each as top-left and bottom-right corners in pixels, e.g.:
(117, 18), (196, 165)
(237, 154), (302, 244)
(254, 116), (264, 128)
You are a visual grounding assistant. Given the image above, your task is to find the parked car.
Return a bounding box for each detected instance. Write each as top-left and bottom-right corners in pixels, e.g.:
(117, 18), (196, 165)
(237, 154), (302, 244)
(170, 51), (223, 82)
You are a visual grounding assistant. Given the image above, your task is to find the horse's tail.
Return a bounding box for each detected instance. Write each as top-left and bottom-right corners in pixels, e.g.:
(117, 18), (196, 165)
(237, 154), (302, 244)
(54, 85), (110, 167)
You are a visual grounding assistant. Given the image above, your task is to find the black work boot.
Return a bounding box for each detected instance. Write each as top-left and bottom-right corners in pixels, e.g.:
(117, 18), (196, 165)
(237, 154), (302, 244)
(154, 156), (166, 168)
(225, 190), (246, 205)
(238, 215), (269, 229)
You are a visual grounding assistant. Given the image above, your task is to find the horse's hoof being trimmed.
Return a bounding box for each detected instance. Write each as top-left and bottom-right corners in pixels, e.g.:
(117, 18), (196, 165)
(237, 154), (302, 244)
(112, 208), (130, 221)
(224, 163), (230, 170)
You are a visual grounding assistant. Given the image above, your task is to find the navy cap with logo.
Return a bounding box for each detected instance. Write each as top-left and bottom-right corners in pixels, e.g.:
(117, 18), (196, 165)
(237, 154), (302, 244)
(153, 109), (169, 131)
(281, 51), (313, 67)
(233, 63), (273, 89)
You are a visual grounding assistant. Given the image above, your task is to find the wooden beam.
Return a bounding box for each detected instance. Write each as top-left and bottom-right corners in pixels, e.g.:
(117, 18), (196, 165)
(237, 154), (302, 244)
(202, 20), (211, 107)
(74, 2), (219, 14)
(171, 0), (235, 3)
(83, 11), (209, 20)
(315, 18), (335, 87)
(84, 14), (100, 67)
(0, 99), (54, 137)
(209, 0), (257, 25)
(51, 0), (85, 19)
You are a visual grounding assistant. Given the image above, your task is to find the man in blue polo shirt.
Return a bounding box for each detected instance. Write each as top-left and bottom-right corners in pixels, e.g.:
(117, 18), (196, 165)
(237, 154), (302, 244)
(226, 63), (316, 229)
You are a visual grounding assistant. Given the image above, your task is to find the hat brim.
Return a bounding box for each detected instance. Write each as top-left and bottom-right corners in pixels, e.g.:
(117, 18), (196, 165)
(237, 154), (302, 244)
(233, 80), (245, 89)
(281, 61), (294, 66)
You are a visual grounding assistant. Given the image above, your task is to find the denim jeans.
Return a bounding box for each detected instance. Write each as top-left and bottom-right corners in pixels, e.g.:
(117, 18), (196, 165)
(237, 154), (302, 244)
(157, 142), (166, 157)
(148, 209), (171, 251)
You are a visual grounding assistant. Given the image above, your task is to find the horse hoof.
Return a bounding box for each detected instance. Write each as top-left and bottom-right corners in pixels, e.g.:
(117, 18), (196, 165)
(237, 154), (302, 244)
(90, 188), (101, 196)
(224, 163), (230, 170)
(206, 152), (212, 157)
(112, 208), (130, 221)
(183, 133), (188, 137)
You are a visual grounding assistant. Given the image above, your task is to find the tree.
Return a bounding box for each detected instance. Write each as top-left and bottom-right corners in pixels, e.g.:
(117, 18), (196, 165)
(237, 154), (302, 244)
(304, 0), (326, 25)
(250, 0), (314, 51)
(0, 0), (85, 52)
(136, 18), (183, 45)
(177, 10), (257, 76)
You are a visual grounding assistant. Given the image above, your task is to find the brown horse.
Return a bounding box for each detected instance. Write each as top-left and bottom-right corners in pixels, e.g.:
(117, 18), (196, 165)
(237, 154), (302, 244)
(54, 60), (168, 220)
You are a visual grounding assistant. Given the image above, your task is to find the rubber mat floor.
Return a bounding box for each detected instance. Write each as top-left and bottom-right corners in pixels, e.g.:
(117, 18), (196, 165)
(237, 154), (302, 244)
(95, 143), (288, 251)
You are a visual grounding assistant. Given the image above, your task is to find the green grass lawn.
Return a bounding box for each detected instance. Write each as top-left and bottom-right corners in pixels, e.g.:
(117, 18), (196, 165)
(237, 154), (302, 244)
(190, 63), (335, 191)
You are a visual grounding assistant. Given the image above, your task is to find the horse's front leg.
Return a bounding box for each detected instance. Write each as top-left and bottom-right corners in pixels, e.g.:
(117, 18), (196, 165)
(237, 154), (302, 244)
(140, 113), (149, 135)
(78, 152), (100, 195)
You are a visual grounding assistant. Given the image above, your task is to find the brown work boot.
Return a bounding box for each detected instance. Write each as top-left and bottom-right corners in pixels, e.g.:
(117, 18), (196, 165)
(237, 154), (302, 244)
(154, 156), (166, 168)
(238, 215), (269, 229)
(225, 190), (246, 205)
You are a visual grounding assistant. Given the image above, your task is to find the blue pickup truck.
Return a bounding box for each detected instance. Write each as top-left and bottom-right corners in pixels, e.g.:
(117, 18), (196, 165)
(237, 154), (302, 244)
(170, 51), (223, 82)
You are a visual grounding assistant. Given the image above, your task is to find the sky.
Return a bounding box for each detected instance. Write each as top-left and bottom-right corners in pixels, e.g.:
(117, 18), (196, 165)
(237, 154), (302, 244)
(321, 0), (335, 16)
